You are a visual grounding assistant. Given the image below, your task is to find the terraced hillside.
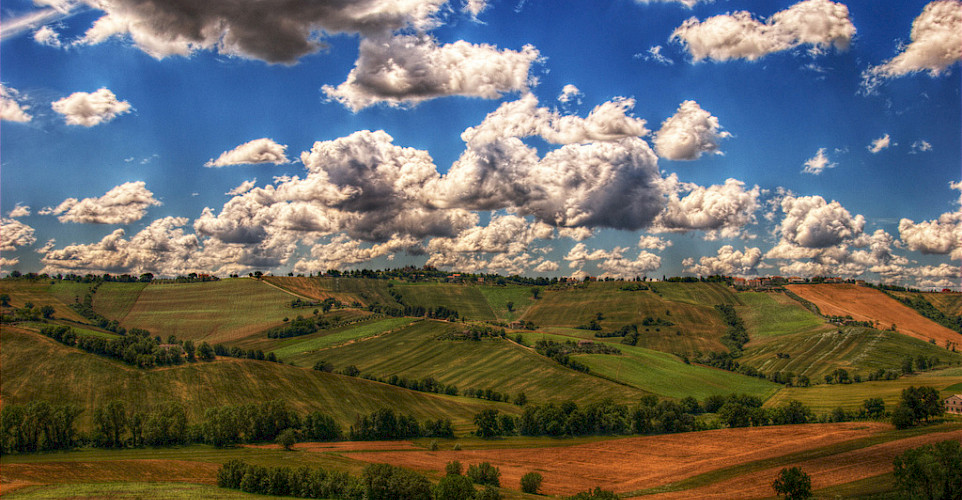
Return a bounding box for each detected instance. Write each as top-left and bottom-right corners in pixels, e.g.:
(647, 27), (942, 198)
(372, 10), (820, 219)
(786, 284), (961, 346)
(520, 281), (734, 353)
(0, 326), (510, 433)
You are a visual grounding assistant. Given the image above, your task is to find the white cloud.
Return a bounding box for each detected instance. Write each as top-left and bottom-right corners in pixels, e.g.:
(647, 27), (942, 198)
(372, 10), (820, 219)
(910, 140), (933, 153)
(51, 88), (131, 126)
(636, 45), (674, 65)
(293, 234), (419, 272)
(206, 138), (289, 167)
(683, 245), (762, 276)
(0, 257), (20, 269)
(654, 100), (730, 160)
(323, 34), (539, 111)
(672, 0), (855, 62)
(638, 235), (672, 251)
(33, 25), (62, 47)
(564, 242), (660, 277)
(71, 0), (448, 63)
(558, 84), (582, 103)
(771, 194), (864, 249)
(636, 0), (711, 7)
(226, 179), (258, 196)
(899, 211), (962, 260)
(1, 84), (33, 123)
(7, 205), (31, 218)
(40, 217), (202, 276)
(534, 260), (559, 273)
(801, 148), (835, 175)
(40, 181), (161, 224)
(463, 0), (488, 17)
(861, 0), (962, 93)
(0, 218), (37, 252)
(652, 176), (760, 240)
(558, 227), (594, 241)
(867, 134), (893, 153)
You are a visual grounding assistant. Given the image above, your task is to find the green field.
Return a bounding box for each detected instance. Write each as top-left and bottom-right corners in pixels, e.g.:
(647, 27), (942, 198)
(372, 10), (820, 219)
(766, 366), (962, 412)
(0, 327), (511, 433)
(520, 281), (729, 354)
(477, 285), (535, 322)
(741, 326), (962, 380)
(91, 282), (148, 320)
(118, 279), (296, 343)
(394, 282), (496, 321)
(269, 317), (418, 361)
(311, 320), (647, 405)
(737, 291), (829, 338)
(0, 280), (95, 323)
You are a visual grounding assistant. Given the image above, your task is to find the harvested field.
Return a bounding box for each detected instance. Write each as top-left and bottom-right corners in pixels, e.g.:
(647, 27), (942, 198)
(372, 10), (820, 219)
(786, 284), (960, 346)
(643, 428), (962, 499)
(343, 422), (888, 496)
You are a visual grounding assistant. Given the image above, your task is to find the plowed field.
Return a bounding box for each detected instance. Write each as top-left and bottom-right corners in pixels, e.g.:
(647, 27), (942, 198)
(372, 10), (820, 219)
(786, 284), (960, 346)
(345, 422), (888, 496)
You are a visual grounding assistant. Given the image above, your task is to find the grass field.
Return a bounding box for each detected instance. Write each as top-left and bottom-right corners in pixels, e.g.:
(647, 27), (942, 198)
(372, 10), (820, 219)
(0, 326), (511, 433)
(520, 281), (729, 354)
(765, 366), (962, 412)
(0, 280), (94, 323)
(394, 282), (496, 321)
(311, 320), (648, 405)
(477, 285), (535, 322)
(736, 291), (829, 338)
(90, 282), (148, 320)
(269, 317), (418, 361)
(741, 326), (962, 380)
(118, 279), (295, 343)
(891, 290), (962, 317)
(786, 284), (960, 346)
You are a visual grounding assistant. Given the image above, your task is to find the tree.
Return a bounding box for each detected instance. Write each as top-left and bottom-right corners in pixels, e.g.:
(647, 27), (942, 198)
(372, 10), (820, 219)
(506, 301), (514, 312)
(445, 460), (463, 476)
(139, 273), (154, 282)
(94, 400), (127, 448)
(196, 342), (215, 361)
(894, 386), (944, 428)
(0, 293), (10, 306)
(514, 392), (527, 407)
(276, 428), (296, 451)
(474, 409), (501, 438)
(530, 287), (541, 299)
(520, 472), (543, 494)
(434, 474), (475, 500)
(862, 397), (886, 419)
(363, 463), (432, 500)
(467, 462), (501, 487)
(40, 305), (55, 319)
(893, 439), (962, 500)
(772, 467), (812, 499)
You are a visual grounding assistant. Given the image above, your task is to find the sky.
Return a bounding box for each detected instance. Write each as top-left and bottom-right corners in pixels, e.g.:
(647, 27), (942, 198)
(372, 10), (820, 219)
(0, 0), (960, 289)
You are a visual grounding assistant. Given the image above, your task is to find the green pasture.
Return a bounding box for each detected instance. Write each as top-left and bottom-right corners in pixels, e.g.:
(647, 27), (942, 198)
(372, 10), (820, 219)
(736, 291), (829, 338)
(90, 282), (148, 320)
(476, 285), (535, 322)
(394, 282), (496, 321)
(0, 280), (94, 323)
(270, 317), (417, 362)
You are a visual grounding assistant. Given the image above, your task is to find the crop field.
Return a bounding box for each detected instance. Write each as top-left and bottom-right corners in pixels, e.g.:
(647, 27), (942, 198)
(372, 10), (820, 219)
(342, 422), (893, 496)
(0, 280), (93, 323)
(765, 366), (962, 412)
(394, 282), (496, 321)
(118, 279), (294, 343)
(785, 284), (960, 346)
(741, 326), (961, 380)
(736, 291), (830, 338)
(0, 327), (509, 432)
(3, 482), (282, 500)
(520, 282), (729, 354)
(476, 285), (535, 322)
(890, 290), (962, 317)
(89, 282), (148, 320)
(315, 320), (647, 404)
(269, 317), (418, 362)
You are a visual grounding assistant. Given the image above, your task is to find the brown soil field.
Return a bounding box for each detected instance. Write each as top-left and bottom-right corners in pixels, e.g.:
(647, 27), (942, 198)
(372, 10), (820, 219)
(0, 459), (219, 492)
(786, 284), (960, 346)
(245, 440), (421, 452)
(643, 428), (962, 499)
(343, 422), (888, 496)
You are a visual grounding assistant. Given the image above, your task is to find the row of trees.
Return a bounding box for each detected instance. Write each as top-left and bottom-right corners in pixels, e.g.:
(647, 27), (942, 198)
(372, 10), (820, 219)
(39, 325), (213, 368)
(348, 408), (454, 441)
(532, 339), (620, 373)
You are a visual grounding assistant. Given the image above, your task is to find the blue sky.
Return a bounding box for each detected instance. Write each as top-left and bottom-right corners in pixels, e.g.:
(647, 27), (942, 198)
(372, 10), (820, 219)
(1, 0), (960, 288)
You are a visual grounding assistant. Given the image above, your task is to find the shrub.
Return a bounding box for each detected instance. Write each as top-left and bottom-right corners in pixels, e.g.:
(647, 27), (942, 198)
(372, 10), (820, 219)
(520, 472), (543, 494)
(445, 460), (463, 476)
(434, 474), (475, 500)
(467, 462), (501, 487)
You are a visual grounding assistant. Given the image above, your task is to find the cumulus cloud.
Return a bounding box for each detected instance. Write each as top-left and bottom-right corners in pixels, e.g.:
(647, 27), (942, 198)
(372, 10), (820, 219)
(1, 218), (37, 252)
(293, 234), (419, 272)
(51, 88), (131, 126)
(672, 0), (855, 62)
(558, 84), (582, 103)
(654, 100), (731, 160)
(40, 181), (161, 224)
(638, 235), (672, 251)
(910, 140), (933, 153)
(33, 25), (62, 47)
(40, 217), (202, 275)
(424, 215), (555, 274)
(70, 0), (448, 63)
(861, 0), (962, 93)
(558, 227), (594, 241)
(867, 134), (893, 153)
(801, 148), (835, 175)
(683, 245), (762, 276)
(323, 34), (539, 111)
(899, 211), (962, 260)
(652, 176), (760, 240)
(206, 138), (289, 167)
(8, 205), (31, 218)
(1, 84), (33, 123)
(534, 260), (559, 273)
(564, 242), (660, 277)
(771, 194), (864, 249)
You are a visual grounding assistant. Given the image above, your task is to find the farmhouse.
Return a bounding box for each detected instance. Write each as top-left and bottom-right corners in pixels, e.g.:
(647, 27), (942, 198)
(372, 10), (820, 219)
(946, 394), (962, 415)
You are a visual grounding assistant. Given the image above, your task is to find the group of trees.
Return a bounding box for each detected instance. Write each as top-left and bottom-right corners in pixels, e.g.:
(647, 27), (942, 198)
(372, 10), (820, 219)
(367, 302), (461, 321)
(212, 343), (277, 363)
(218, 460), (364, 499)
(434, 461), (504, 500)
(39, 325), (215, 368)
(349, 408), (454, 441)
(532, 339), (620, 373)
(0, 401), (83, 453)
(715, 304), (749, 354)
(891, 386), (944, 429)
(438, 324), (506, 341)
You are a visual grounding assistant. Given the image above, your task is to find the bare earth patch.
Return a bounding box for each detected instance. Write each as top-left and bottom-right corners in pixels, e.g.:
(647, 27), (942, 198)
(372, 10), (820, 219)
(343, 422), (888, 496)
(643, 429), (962, 499)
(786, 284), (960, 346)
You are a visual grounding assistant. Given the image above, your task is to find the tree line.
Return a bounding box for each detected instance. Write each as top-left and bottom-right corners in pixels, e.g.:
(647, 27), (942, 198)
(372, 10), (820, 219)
(532, 339), (620, 373)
